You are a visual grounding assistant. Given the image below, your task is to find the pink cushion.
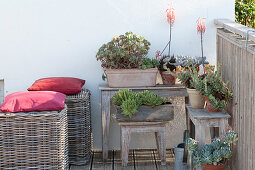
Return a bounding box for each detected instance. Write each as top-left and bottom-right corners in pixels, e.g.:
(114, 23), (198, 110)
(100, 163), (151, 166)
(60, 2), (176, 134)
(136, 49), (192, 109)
(0, 91), (66, 113)
(27, 77), (85, 95)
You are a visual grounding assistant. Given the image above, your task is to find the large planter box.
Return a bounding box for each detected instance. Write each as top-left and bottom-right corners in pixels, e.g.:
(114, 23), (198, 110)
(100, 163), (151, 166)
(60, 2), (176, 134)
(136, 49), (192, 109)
(105, 68), (158, 87)
(115, 103), (174, 122)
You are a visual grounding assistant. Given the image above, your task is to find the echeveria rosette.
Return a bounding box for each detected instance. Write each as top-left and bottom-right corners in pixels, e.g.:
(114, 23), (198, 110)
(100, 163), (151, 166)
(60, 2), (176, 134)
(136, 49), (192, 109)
(186, 138), (199, 152)
(190, 130), (238, 166)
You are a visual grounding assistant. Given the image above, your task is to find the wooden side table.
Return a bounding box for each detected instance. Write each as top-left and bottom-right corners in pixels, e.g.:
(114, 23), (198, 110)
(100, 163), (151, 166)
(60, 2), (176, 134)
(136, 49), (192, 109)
(186, 104), (231, 146)
(119, 122), (168, 166)
(99, 84), (188, 160)
(186, 104), (231, 170)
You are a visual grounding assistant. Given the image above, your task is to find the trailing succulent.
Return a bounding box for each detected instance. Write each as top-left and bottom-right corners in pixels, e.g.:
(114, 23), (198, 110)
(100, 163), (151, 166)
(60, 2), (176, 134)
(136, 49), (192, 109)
(186, 130), (238, 166)
(96, 31), (159, 69)
(202, 64), (233, 110)
(112, 89), (166, 118)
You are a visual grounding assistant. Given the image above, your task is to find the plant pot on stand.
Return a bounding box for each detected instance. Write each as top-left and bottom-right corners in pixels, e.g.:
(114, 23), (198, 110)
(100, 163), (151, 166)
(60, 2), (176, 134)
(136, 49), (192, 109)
(186, 88), (205, 109)
(160, 70), (176, 85)
(205, 97), (222, 112)
(105, 68), (158, 88)
(203, 164), (227, 170)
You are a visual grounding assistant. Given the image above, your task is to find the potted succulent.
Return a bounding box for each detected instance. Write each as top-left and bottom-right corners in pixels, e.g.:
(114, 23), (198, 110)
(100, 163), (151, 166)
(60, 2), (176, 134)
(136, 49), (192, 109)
(111, 89), (173, 121)
(172, 61), (206, 109)
(186, 130), (238, 170)
(156, 5), (176, 85)
(96, 32), (159, 88)
(157, 52), (177, 85)
(202, 64), (233, 112)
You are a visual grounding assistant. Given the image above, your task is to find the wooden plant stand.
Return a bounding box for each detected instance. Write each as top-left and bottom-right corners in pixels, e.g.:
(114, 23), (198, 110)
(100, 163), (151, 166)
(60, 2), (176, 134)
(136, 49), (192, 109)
(116, 103), (174, 166)
(99, 84), (187, 160)
(186, 104), (231, 170)
(119, 121), (168, 166)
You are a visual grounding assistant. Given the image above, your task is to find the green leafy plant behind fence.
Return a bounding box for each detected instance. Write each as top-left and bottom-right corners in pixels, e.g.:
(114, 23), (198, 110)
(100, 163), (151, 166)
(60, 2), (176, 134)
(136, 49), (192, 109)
(235, 0), (255, 28)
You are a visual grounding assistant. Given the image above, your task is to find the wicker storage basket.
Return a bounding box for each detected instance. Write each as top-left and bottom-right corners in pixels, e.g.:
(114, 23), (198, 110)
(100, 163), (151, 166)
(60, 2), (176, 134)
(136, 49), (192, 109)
(0, 107), (69, 170)
(65, 89), (91, 165)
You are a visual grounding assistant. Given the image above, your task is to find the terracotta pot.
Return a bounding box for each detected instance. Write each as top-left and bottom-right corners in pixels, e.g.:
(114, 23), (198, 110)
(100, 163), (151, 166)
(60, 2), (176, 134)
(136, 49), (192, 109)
(186, 88), (205, 109)
(205, 97), (222, 112)
(160, 71), (176, 85)
(203, 163), (227, 170)
(105, 68), (158, 87)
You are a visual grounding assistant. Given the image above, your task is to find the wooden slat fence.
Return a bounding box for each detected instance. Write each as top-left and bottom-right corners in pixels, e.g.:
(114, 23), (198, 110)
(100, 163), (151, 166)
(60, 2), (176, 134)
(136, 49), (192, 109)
(215, 19), (255, 170)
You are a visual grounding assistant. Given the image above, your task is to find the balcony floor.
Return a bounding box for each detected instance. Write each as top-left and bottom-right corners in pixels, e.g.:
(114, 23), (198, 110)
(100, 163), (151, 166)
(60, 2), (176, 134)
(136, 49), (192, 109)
(70, 149), (174, 170)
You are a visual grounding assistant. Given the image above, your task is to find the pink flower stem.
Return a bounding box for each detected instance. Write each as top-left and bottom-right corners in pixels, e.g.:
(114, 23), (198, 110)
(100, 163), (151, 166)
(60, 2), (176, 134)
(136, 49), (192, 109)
(200, 31), (205, 73)
(168, 21), (172, 56)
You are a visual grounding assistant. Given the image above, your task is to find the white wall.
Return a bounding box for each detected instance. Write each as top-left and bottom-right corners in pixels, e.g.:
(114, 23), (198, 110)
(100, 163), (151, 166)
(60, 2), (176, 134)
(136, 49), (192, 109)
(0, 0), (234, 149)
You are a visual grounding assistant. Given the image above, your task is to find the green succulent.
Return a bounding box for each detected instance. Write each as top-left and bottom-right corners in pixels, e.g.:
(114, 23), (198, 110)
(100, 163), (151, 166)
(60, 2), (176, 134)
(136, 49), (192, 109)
(139, 58), (159, 69)
(207, 94), (227, 111)
(202, 64), (233, 110)
(186, 138), (198, 152)
(112, 89), (138, 106)
(139, 90), (166, 107)
(121, 98), (140, 118)
(96, 32), (153, 69)
(186, 130), (238, 166)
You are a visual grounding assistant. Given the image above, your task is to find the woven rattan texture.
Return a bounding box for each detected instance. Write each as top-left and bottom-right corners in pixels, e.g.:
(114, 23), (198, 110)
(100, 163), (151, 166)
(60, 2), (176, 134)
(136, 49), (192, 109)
(0, 107), (69, 170)
(65, 89), (91, 165)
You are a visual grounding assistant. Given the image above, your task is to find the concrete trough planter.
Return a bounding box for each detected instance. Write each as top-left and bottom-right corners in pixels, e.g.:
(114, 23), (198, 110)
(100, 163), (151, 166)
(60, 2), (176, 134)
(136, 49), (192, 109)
(105, 68), (158, 88)
(115, 103), (174, 122)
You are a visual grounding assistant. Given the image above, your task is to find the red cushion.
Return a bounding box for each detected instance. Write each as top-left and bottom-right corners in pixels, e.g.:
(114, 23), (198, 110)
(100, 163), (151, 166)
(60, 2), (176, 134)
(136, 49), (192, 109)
(0, 91), (66, 113)
(27, 77), (85, 95)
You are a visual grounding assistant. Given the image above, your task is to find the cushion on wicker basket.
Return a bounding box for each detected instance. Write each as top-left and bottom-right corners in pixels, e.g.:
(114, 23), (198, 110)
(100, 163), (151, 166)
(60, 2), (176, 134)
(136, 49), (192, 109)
(0, 91), (66, 113)
(27, 77), (85, 95)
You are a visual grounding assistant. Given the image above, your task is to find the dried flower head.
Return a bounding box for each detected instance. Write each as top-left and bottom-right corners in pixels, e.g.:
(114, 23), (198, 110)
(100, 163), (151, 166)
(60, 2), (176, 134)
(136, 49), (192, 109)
(197, 17), (206, 34)
(156, 50), (161, 60)
(166, 5), (175, 26)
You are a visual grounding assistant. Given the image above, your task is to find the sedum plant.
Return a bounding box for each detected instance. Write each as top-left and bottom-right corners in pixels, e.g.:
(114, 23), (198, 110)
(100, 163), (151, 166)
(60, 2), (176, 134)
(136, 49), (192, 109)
(139, 90), (167, 107)
(96, 32), (158, 69)
(112, 89), (167, 118)
(187, 130), (238, 166)
(202, 64), (233, 110)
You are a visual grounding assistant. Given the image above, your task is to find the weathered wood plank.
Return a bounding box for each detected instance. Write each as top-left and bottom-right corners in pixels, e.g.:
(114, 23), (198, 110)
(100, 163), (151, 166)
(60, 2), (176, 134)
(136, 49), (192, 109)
(186, 105), (230, 119)
(113, 150), (135, 170)
(215, 19), (255, 43)
(70, 165), (90, 170)
(92, 151), (113, 170)
(153, 149), (174, 170)
(134, 150), (157, 170)
(216, 23), (255, 169)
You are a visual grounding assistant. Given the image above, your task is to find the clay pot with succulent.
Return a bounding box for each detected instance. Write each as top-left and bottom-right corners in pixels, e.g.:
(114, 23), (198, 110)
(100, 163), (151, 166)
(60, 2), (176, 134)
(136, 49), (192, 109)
(96, 32), (159, 87)
(186, 130), (238, 170)
(202, 64), (233, 112)
(155, 5), (176, 85)
(172, 62), (206, 109)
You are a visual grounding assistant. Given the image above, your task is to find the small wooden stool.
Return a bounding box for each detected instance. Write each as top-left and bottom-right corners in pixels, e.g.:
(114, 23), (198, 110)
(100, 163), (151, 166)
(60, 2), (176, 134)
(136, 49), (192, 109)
(186, 104), (231, 170)
(119, 121), (167, 166)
